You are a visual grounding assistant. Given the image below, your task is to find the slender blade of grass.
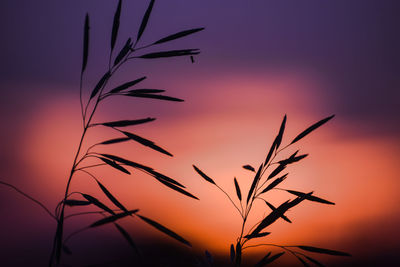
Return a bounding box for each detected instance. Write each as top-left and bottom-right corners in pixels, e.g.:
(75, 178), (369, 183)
(138, 49), (200, 58)
(124, 92), (184, 102)
(290, 115), (335, 144)
(275, 114), (287, 149)
(120, 131), (173, 156)
(286, 190), (335, 205)
(260, 173), (288, 194)
(297, 246), (351, 256)
(247, 164), (263, 204)
(153, 27), (205, 44)
(90, 71), (110, 100)
(111, 0), (122, 51)
(114, 38), (132, 66)
(109, 76), (147, 94)
(256, 252), (285, 266)
(242, 165), (255, 172)
(90, 209), (138, 227)
(115, 223), (140, 256)
(193, 165), (215, 184)
(244, 231), (270, 239)
(267, 164), (286, 180)
(99, 137), (130, 145)
(99, 157), (131, 175)
(153, 176), (198, 200)
(101, 117), (155, 127)
(304, 255), (326, 267)
(96, 180), (129, 212)
(233, 177), (242, 201)
(64, 199), (91, 206)
(136, 0), (155, 43)
(81, 13), (89, 74)
(137, 214), (192, 246)
(127, 89), (165, 94)
(82, 194), (115, 215)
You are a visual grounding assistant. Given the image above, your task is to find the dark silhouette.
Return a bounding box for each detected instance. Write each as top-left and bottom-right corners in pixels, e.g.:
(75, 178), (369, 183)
(194, 115), (351, 266)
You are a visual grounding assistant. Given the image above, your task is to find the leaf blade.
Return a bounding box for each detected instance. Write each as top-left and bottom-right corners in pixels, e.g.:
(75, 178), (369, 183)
(291, 115), (335, 144)
(99, 157), (131, 175)
(234, 177), (242, 201)
(111, 0), (122, 50)
(90, 71), (110, 100)
(81, 13), (89, 74)
(96, 180), (129, 212)
(136, 0), (155, 43)
(101, 117), (155, 127)
(297, 246), (351, 256)
(193, 165), (216, 184)
(154, 27), (205, 44)
(109, 76), (147, 94)
(137, 214), (191, 246)
(90, 209), (139, 227)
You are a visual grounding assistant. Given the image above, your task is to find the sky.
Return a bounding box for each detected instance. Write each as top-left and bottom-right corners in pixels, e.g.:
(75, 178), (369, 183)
(0, 0), (399, 266)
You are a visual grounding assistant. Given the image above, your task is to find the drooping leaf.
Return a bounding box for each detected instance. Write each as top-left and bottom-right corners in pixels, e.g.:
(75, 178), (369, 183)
(244, 231), (271, 239)
(146, 169), (185, 188)
(125, 92), (184, 102)
(101, 117), (155, 127)
(138, 49), (200, 59)
(136, 0), (155, 43)
(137, 214), (191, 246)
(153, 176), (198, 200)
(114, 38), (132, 66)
(290, 115), (335, 144)
(99, 157), (131, 175)
(235, 242), (242, 266)
(247, 164), (263, 204)
(263, 200), (292, 223)
(242, 165), (255, 172)
(278, 154), (308, 165)
(82, 194), (115, 215)
(115, 223), (140, 256)
(100, 154), (153, 172)
(295, 255), (311, 267)
(304, 255), (326, 267)
(297, 246), (351, 256)
(254, 252), (271, 267)
(111, 0), (122, 50)
(127, 89), (165, 94)
(81, 13), (89, 74)
(90, 209), (138, 227)
(154, 28), (205, 44)
(230, 244), (235, 263)
(256, 252), (285, 266)
(96, 180), (129, 212)
(286, 190), (335, 205)
(121, 131), (173, 156)
(260, 174), (288, 194)
(109, 76), (147, 94)
(275, 114), (287, 149)
(193, 165), (216, 184)
(251, 196), (308, 235)
(64, 199), (91, 206)
(233, 177), (242, 201)
(90, 71), (110, 100)
(99, 137), (130, 145)
(267, 164), (286, 180)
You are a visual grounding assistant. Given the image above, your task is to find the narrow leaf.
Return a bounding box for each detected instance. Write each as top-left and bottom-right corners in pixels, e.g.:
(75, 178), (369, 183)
(96, 180), (129, 212)
(286, 190), (335, 205)
(111, 0), (122, 50)
(81, 13), (89, 74)
(254, 252), (271, 267)
(82, 194), (115, 215)
(90, 71), (110, 100)
(264, 200), (292, 223)
(109, 76), (147, 94)
(297, 246), (351, 256)
(267, 164), (286, 180)
(99, 157), (131, 175)
(247, 164), (263, 204)
(137, 0), (155, 43)
(154, 27), (205, 44)
(295, 255), (311, 267)
(100, 154), (153, 172)
(115, 223), (140, 256)
(137, 214), (191, 246)
(101, 117), (155, 127)
(291, 115), (335, 144)
(146, 169), (185, 188)
(264, 141), (276, 166)
(114, 38), (132, 66)
(275, 114), (287, 149)
(154, 177), (198, 200)
(138, 49), (200, 59)
(260, 174), (288, 194)
(193, 165), (216, 184)
(121, 131), (173, 156)
(127, 89), (165, 94)
(99, 137), (130, 145)
(261, 252), (285, 265)
(242, 165), (255, 172)
(90, 209), (138, 227)
(230, 244), (235, 263)
(64, 199), (91, 206)
(125, 92), (184, 102)
(279, 154), (308, 165)
(233, 177), (242, 201)
(304, 256), (326, 267)
(244, 232), (271, 239)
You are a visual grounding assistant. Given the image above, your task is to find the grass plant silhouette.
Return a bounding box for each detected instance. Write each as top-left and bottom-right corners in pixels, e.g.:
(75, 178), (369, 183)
(1, 0), (203, 266)
(194, 115), (351, 266)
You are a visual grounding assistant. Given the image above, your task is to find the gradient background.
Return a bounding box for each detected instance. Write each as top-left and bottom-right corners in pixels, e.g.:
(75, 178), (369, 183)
(0, 0), (399, 266)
